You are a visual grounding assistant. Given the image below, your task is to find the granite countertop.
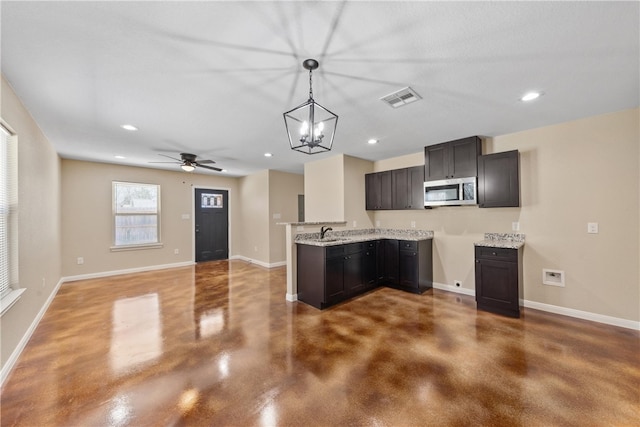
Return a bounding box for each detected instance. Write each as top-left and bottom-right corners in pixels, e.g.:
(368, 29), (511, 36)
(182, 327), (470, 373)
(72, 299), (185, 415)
(296, 228), (434, 247)
(474, 233), (525, 249)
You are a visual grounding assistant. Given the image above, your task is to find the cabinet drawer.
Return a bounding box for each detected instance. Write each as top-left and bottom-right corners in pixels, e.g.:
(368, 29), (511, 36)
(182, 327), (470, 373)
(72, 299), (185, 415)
(345, 242), (363, 255)
(326, 246), (345, 259)
(399, 241), (417, 251)
(475, 246), (517, 261)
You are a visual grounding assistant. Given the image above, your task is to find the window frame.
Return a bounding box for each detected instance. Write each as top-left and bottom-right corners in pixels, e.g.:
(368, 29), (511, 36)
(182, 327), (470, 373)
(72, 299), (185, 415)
(0, 120), (24, 316)
(111, 181), (162, 251)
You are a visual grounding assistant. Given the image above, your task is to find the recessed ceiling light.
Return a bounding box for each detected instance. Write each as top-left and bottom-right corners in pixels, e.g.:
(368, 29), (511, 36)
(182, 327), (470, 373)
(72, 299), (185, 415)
(114, 155), (126, 159)
(520, 92), (542, 102)
(367, 139), (379, 145)
(264, 153), (273, 157)
(121, 124), (138, 131)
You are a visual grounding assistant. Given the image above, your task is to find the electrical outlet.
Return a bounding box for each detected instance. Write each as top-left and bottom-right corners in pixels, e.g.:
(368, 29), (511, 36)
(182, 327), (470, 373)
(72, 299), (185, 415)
(181, 214), (190, 220)
(174, 249), (179, 255)
(42, 277), (46, 288)
(587, 222), (599, 234)
(353, 220), (357, 227)
(512, 222), (520, 231)
(254, 246), (258, 252)
(77, 257), (84, 265)
(454, 280), (462, 287)
(375, 220), (380, 227)
(411, 221), (416, 228)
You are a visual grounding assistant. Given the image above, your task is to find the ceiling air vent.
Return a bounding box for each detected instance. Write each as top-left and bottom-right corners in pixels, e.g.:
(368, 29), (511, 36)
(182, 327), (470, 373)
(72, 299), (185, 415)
(380, 87), (422, 108)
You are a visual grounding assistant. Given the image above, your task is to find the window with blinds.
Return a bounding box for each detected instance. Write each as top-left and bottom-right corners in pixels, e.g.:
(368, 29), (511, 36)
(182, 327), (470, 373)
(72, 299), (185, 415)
(1, 123), (18, 298)
(112, 182), (161, 249)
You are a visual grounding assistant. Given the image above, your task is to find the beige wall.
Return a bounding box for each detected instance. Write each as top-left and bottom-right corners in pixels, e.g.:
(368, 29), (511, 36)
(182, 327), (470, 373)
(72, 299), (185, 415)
(304, 154), (344, 221)
(268, 170), (303, 264)
(343, 155), (375, 230)
(61, 160), (241, 276)
(1, 77), (62, 368)
(374, 108), (639, 322)
(237, 170), (270, 264)
(303, 153), (374, 230)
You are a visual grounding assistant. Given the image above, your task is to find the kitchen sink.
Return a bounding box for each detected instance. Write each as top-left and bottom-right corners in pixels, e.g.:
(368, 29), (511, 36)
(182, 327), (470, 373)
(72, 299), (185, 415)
(311, 237), (349, 243)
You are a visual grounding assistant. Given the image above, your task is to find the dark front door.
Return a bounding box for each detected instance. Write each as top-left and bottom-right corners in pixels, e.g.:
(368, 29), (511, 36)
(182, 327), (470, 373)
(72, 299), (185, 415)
(195, 188), (229, 262)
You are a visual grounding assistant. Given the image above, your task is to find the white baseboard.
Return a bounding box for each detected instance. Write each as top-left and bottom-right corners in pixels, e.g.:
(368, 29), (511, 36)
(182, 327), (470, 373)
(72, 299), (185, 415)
(62, 261), (195, 283)
(521, 299), (640, 330)
(432, 282), (475, 296)
(229, 255), (286, 269)
(1, 278), (63, 386)
(432, 282), (639, 331)
(286, 293), (298, 302)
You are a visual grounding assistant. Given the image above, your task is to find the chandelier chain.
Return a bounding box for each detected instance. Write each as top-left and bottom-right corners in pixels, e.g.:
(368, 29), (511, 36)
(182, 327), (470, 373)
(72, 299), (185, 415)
(308, 69), (313, 100)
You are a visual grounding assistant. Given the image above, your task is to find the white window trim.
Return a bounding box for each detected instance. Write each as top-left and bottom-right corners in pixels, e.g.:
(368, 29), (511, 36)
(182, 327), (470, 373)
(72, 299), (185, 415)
(0, 120), (21, 317)
(112, 181), (161, 250)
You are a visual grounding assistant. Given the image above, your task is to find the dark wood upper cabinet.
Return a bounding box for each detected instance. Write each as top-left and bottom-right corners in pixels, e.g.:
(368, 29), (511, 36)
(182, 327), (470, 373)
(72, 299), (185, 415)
(478, 150), (520, 208)
(391, 166), (423, 210)
(425, 136), (481, 181)
(365, 171), (392, 210)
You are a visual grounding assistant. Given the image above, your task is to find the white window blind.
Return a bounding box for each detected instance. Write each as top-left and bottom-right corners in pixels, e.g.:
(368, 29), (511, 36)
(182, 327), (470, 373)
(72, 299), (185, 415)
(0, 123), (18, 297)
(112, 182), (160, 248)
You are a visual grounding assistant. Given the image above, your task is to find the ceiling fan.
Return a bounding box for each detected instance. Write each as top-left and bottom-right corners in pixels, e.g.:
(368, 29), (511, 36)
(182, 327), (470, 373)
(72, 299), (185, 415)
(151, 153), (222, 172)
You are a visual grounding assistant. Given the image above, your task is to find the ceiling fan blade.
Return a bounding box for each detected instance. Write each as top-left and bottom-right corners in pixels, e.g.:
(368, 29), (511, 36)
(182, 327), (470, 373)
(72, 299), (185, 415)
(196, 163), (223, 172)
(196, 159), (216, 164)
(158, 154), (182, 161)
(149, 161), (181, 164)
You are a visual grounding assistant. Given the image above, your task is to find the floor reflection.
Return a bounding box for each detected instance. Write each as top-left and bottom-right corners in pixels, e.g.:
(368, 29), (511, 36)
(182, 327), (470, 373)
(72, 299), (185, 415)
(110, 293), (162, 376)
(1, 260), (638, 427)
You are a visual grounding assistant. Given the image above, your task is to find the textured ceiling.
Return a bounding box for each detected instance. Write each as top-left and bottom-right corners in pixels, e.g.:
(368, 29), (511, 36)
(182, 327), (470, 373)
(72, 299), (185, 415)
(2, 1), (638, 176)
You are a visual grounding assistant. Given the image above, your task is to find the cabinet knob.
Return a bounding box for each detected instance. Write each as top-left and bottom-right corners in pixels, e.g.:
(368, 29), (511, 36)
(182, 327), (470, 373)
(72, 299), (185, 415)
(492, 252), (497, 256)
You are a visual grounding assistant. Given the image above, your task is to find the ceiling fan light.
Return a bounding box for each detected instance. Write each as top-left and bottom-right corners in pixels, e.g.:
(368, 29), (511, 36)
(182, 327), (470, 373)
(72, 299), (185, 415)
(521, 91), (542, 102)
(181, 164), (195, 172)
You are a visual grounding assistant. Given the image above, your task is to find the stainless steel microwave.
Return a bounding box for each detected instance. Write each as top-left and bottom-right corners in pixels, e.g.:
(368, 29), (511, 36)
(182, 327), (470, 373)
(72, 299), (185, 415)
(424, 177), (477, 207)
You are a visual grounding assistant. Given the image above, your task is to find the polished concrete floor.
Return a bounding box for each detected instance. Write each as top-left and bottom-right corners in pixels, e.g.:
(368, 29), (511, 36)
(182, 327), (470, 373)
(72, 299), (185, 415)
(1, 260), (639, 426)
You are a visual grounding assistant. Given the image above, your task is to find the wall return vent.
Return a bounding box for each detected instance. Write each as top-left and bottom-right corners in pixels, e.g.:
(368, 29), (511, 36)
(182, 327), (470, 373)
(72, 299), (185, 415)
(380, 87), (422, 108)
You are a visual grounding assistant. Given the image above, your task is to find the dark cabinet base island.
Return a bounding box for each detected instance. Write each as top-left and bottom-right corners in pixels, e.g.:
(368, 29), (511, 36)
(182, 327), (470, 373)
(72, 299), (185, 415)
(296, 229), (433, 309)
(474, 233), (525, 318)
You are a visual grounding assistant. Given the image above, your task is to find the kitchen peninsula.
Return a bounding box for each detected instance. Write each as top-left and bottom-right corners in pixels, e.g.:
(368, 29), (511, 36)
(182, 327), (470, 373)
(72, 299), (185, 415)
(295, 228), (434, 309)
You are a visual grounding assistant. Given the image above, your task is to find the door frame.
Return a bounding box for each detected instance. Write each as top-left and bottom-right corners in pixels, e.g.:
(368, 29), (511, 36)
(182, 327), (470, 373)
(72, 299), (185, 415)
(191, 185), (233, 262)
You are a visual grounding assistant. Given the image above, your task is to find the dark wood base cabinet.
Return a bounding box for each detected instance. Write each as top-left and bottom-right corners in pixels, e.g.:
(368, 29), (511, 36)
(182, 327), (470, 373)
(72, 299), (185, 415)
(474, 246), (523, 317)
(297, 238), (433, 309)
(297, 242), (366, 309)
(385, 240), (433, 294)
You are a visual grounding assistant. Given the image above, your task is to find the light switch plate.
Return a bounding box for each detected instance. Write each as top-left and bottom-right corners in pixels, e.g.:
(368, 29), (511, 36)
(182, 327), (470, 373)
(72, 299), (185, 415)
(587, 222), (599, 234)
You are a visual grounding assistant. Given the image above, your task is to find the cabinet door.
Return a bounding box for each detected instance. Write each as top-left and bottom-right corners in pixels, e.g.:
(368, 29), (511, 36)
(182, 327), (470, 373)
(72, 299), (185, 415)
(424, 143), (448, 181)
(392, 168), (409, 209)
(363, 242), (378, 288)
(325, 257), (346, 304)
(379, 171), (393, 209)
(475, 258), (519, 314)
(408, 166), (424, 209)
(344, 252), (365, 296)
(478, 150), (519, 208)
(365, 173), (379, 210)
(449, 136), (481, 178)
(383, 239), (399, 284)
(399, 250), (419, 289)
(365, 171), (393, 210)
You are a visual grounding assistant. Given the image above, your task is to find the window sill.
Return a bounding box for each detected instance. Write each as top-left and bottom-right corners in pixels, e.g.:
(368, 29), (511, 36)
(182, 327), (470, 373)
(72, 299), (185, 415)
(1, 288), (26, 317)
(110, 243), (164, 252)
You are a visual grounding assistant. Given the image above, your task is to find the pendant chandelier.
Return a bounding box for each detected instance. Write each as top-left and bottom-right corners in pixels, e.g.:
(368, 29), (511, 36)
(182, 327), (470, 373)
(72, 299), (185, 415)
(283, 59), (338, 154)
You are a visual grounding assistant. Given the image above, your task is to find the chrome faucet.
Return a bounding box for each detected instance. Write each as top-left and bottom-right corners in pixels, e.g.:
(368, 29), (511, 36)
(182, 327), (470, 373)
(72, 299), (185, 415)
(320, 226), (333, 239)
